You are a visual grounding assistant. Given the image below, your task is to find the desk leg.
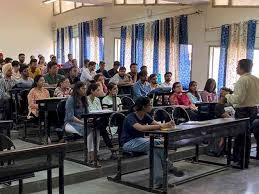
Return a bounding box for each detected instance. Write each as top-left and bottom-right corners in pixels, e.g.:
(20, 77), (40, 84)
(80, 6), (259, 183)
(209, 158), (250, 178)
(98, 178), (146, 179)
(93, 118), (98, 167)
(241, 130), (247, 169)
(45, 108), (50, 144)
(47, 154), (52, 194)
(59, 151), (64, 194)
(227, 136), (232, 165)
(163, 134), (168, 193)
(84, 118), (88, 164)
(149, 135), (154, 190)
(19, 179), (23, 194)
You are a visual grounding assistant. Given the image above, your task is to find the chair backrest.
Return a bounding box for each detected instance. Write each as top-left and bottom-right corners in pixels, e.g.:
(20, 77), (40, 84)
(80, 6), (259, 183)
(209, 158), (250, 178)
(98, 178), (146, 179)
(121, 96), (135, 110)
(152, 108), (172, 123)
(108, 112), (126, 146)
(164, 106), (175, 119)
(56, 100), (67, 128)
(173, 107), (190, 125)
(0, 134), (15, 151)
(18, 89), (30, 115)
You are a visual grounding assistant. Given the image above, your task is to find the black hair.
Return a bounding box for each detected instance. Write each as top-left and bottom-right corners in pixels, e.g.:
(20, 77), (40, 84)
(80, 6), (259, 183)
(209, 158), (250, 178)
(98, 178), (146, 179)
(130, 63), (137, 68)
(149, 74), (157, 80)
(204, 78), (216, 93)
(164, 72), (172, 77)
(140, 66), (147, 71)
(107, 82), (116, 95)
(19, 64), (28, 73)
(47, 62), (57, 70)
(19, 53), (25, 57)
(99, 61), (105, 66)
(88, 61), (96, 67)
(32, 75), (43, 88)
(84, 59), (90, 64)
(113, 61), (121, 67)
(87, 83), (99, 96)
(188, 81), (200, 100)
(221, 87), (233, 95)
(69, 66), (77, 72)
(172, 82), (181, 92)
(38, 56), (45, 64)
(4, 57), (13, 64)
(94, 74), (103, 82)
(239, 59), (253, 73)
(68, 53), (72, 57)
(12, 60), (20, 67)
(71, 81), (88, 111)
(0, 59), (5, 64)
(119, 66), (126, 71)
(138, 70), (147, 77)
(57, 77), (68, 87)
(134, 97), (151, 111)
(30, 59), (37, 65)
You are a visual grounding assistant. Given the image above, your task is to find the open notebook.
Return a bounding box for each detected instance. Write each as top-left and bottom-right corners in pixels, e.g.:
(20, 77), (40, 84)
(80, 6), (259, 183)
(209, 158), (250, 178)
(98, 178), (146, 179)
(180, 121), (211, 125)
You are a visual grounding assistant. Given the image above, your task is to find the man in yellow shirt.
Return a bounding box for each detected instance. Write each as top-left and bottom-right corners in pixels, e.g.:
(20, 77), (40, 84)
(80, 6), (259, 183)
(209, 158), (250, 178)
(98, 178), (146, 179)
(28, 59), (41, 79)
(222, 59), (259, 168)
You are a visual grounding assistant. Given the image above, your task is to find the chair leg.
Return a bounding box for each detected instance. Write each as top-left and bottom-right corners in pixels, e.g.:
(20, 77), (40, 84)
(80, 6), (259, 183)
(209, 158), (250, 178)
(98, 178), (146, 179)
(24, 121), (27, 139)
(19, 179), (23, 194)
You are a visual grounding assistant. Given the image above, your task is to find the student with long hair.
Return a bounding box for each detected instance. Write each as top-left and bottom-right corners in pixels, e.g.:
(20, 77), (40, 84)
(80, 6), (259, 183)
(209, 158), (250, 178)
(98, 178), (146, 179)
(187, 81), (202, 104)
(54, 77), (72, 97)
(102, 83), (122, 110)
(201, 78), (217, 102)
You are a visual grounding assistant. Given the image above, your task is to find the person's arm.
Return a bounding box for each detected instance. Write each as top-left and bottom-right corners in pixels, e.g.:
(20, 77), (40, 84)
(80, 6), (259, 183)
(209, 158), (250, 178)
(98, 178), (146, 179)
(169, 94), (179, 105)
(80, 69), (92, 83)
(225, 79), (247, 105)
(133, 83), (142, 99)
(200, 91), (209, 102)
(27, 90), (38, 110)
(65, 98), (84, 125)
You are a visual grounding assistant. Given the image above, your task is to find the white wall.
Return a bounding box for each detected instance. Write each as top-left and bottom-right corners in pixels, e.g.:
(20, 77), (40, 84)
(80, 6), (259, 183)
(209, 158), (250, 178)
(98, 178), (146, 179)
(0, 0), (53, 63)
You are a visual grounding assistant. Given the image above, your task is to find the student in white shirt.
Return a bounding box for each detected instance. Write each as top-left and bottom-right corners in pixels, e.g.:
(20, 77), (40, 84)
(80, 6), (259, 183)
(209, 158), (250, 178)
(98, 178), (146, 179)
(102, 83), (122, 110)
(161, 72), (173, 88)
(80, 61), (96, 84)
(109, 66), (132, 86)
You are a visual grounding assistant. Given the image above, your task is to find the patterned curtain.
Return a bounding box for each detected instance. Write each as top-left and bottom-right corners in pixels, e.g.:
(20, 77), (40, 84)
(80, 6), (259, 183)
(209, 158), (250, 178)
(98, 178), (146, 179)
(247, 20), (257, 60)
(57, 26), (73, 64)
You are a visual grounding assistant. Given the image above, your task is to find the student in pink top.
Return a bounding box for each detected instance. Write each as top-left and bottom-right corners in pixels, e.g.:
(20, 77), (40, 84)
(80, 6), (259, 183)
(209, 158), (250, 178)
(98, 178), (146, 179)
(200, 78), (217, 102)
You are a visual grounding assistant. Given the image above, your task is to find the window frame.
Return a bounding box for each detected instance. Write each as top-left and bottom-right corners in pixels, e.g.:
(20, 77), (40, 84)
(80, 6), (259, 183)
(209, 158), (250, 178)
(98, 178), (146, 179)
(212, 0), (259, 8)
(114, 37), (121, 62)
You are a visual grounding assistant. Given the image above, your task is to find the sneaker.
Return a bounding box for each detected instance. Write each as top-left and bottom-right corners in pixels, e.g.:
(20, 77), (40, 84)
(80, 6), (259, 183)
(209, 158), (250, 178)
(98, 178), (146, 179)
(169, 166), (184, 177)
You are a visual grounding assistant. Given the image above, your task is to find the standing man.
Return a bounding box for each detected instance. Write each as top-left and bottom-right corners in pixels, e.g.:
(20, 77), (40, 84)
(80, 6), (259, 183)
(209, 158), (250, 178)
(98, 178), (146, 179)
(222, 59), (259, 168)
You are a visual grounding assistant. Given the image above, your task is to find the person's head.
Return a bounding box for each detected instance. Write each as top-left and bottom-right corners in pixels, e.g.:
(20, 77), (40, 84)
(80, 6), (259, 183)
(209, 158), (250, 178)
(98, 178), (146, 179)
(69, 66), (79, 78)
(32, 75), (45, 88)
(38, 56), (45, 64)
(68, 54), (73, 61)
(47, 62), (58, 75)
(149, 74), (157, 84)
(88, 61), (96, 72)
(2, 63), (13, 77)
(189, 81), (198, 93)
(38, 54), (43, 60)
(113, 61), (121, 70)
(19, 65), (29, 78)
(99, 61), (106, 70)
(12, 60), (20, 73)
(130, 63), (138, 73)
(87, 83), (100, 97)
(134, 97), (152, 113)
(164, 72), (172, 82)
(140, 66), (147, 72)
(107, 83), (118, 96)
(30, 55), (35, 60)
(29, 59), (38, 69)
(84, 59), (90, 68)
(0, 53), (4, 60)
(220, 87), (233, 97)
(50, 54), (54, 61)
(51, 56), (57, 63)
(72, 59), (77, 67)
(172, 82), (182, 93)
(118, 66), (126, 77)
(139, 70), (148, 83)
(5, 57), (13, 64)
(72, 81), (86, 97)
(204, 78), (216, 93)
(236, 59), (253, 75)
(94, 74), (104, 83)
(57, 77), (70, 89)
(0, 59), (5, 69)
(18, 53), (25, 63)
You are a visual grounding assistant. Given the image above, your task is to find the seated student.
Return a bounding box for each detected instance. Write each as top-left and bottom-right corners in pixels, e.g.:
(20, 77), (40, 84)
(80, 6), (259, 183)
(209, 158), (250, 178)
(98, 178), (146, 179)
(169, 82), (198, 120)
(27, 75), (50, 118)
(161, 72), (173, 88)
(128, 63), (139, 83)
(44, 62), (64, 87)
(5, 57), (13, 64)
(0, 63), (16, 100)
(108, 61), (120, 78)
(68, 66), (80, 86)
(18, 53), (26, 65)
(109, 66), (132, 86)
(201, 78), (217, 102)
(28, 59), (41, 79)
(54, 78), (72, 97)
(140, 65), (147, 73)
(94, 74), (107, 97)
(187, 81), (202, 104)
(80, 61), (96, 84)
(121, 97), (184, 188)
(11, 60), (21, 80)
(63, 54), (73, 69)
(149, 74), (160, 90)
(38, 56), (47, 75)
(72, 59), (78, 68)
(102, 83), (122, 110)
(133, 70), (151, 101)
(96, 61), (110, 79)
(16, 65), (34, 88)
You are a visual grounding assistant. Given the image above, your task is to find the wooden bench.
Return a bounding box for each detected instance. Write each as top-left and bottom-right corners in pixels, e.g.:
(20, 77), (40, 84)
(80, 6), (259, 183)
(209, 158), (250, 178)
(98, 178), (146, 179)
(0, 143), (66, 194)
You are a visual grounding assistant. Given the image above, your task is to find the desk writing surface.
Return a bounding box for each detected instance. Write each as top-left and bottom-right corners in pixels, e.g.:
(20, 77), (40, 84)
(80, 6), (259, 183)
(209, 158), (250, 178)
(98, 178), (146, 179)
(145, 118), (249, 134)
(36, 97), (67, 103)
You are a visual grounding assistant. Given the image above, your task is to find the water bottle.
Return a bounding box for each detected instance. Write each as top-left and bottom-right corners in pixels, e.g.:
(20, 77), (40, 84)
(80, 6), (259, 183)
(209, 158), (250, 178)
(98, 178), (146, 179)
(112, 95), (117, 111)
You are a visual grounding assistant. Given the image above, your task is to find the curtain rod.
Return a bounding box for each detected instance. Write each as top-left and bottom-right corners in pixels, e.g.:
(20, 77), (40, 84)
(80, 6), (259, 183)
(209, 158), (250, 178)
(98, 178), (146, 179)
(108, 9), (203, 30)
(205, 20), (259, 32)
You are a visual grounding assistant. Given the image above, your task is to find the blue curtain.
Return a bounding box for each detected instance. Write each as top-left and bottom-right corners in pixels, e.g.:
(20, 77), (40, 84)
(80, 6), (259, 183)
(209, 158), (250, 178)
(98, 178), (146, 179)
(68, 26), (73, 54)
(135, 24), (145, 71)
(97, 18), (104, 61)
(179, 15), (190, 89)
(247, 20), (257, 60)
(60, 28), (65, 64)
(120, 26), (127, 66)
(79, 22), (90, 67)
(56, 29), (61, 64)
(131, 25), (136, 64)
(153, 20), (159, 74)
(165, 18), (171, 73)
(218, 25), (230, 92)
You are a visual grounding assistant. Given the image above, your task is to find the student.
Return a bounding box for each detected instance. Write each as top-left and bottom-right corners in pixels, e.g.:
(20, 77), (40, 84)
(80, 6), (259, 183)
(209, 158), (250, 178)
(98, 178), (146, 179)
(108, 61), (120, 78)
(121, 97), (184, 188)
(5, 57), (13, 64)
(68, 66), (80, 85)
(102, 83), (122, 110)
(215, 87), (234, 118)
(96, 61), (110, 78)
(63, 54), (73, 69)
(18, 53), (26, 65)
(161, 72), (173, 88)
(109, 66), (132, 86)
(44, 62), (64, 86)
(27, 75), (50, 118)
(187, 81), (202, 104)
(72, 59), (78, 68)
(128, 63), (139, 83)
(80, 61), (97, 84)
(201, 78), (217, 102)
(94, 74), (107, 96)
(28, 59), (41, 79)
(38, 56), (47, 75)
(0, 63), (16, 99)
(83, 59), (90, 69)
(11, 60), (21, 80)
(149, 74), (159, 90)
(54, 78), (72, 97)
(140, 65), (147, 73)
(133, 70), (151, 101)
(16, 65), (34, 88)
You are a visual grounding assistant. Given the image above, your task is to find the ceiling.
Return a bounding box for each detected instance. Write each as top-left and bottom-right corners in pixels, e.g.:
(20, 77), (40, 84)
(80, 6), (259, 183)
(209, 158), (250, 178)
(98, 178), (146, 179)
(65, 0), (210, 6)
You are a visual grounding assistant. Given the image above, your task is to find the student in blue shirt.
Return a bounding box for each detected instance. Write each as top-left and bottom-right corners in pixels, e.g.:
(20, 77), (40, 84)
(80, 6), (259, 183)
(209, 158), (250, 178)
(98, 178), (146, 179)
(187, 81), (202, 104)
(132, 70), (151, 101)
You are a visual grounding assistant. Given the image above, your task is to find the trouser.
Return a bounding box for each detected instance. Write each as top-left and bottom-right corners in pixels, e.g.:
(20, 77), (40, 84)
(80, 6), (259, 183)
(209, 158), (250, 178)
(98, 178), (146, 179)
(250, 119), (259, 156)
(123, 137), (171, 185)
(233, 107), (257, 167)
(97, 117), (113, 149)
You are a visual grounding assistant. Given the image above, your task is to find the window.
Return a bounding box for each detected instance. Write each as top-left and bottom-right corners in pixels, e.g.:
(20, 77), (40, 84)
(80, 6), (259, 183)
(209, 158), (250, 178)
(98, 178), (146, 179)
(72, 37), (80, 65)
(213, 0), (259, 7)
(53, 0), (85, 16)
(61, 1), (75, 12)
(114, 38), (121, 62)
